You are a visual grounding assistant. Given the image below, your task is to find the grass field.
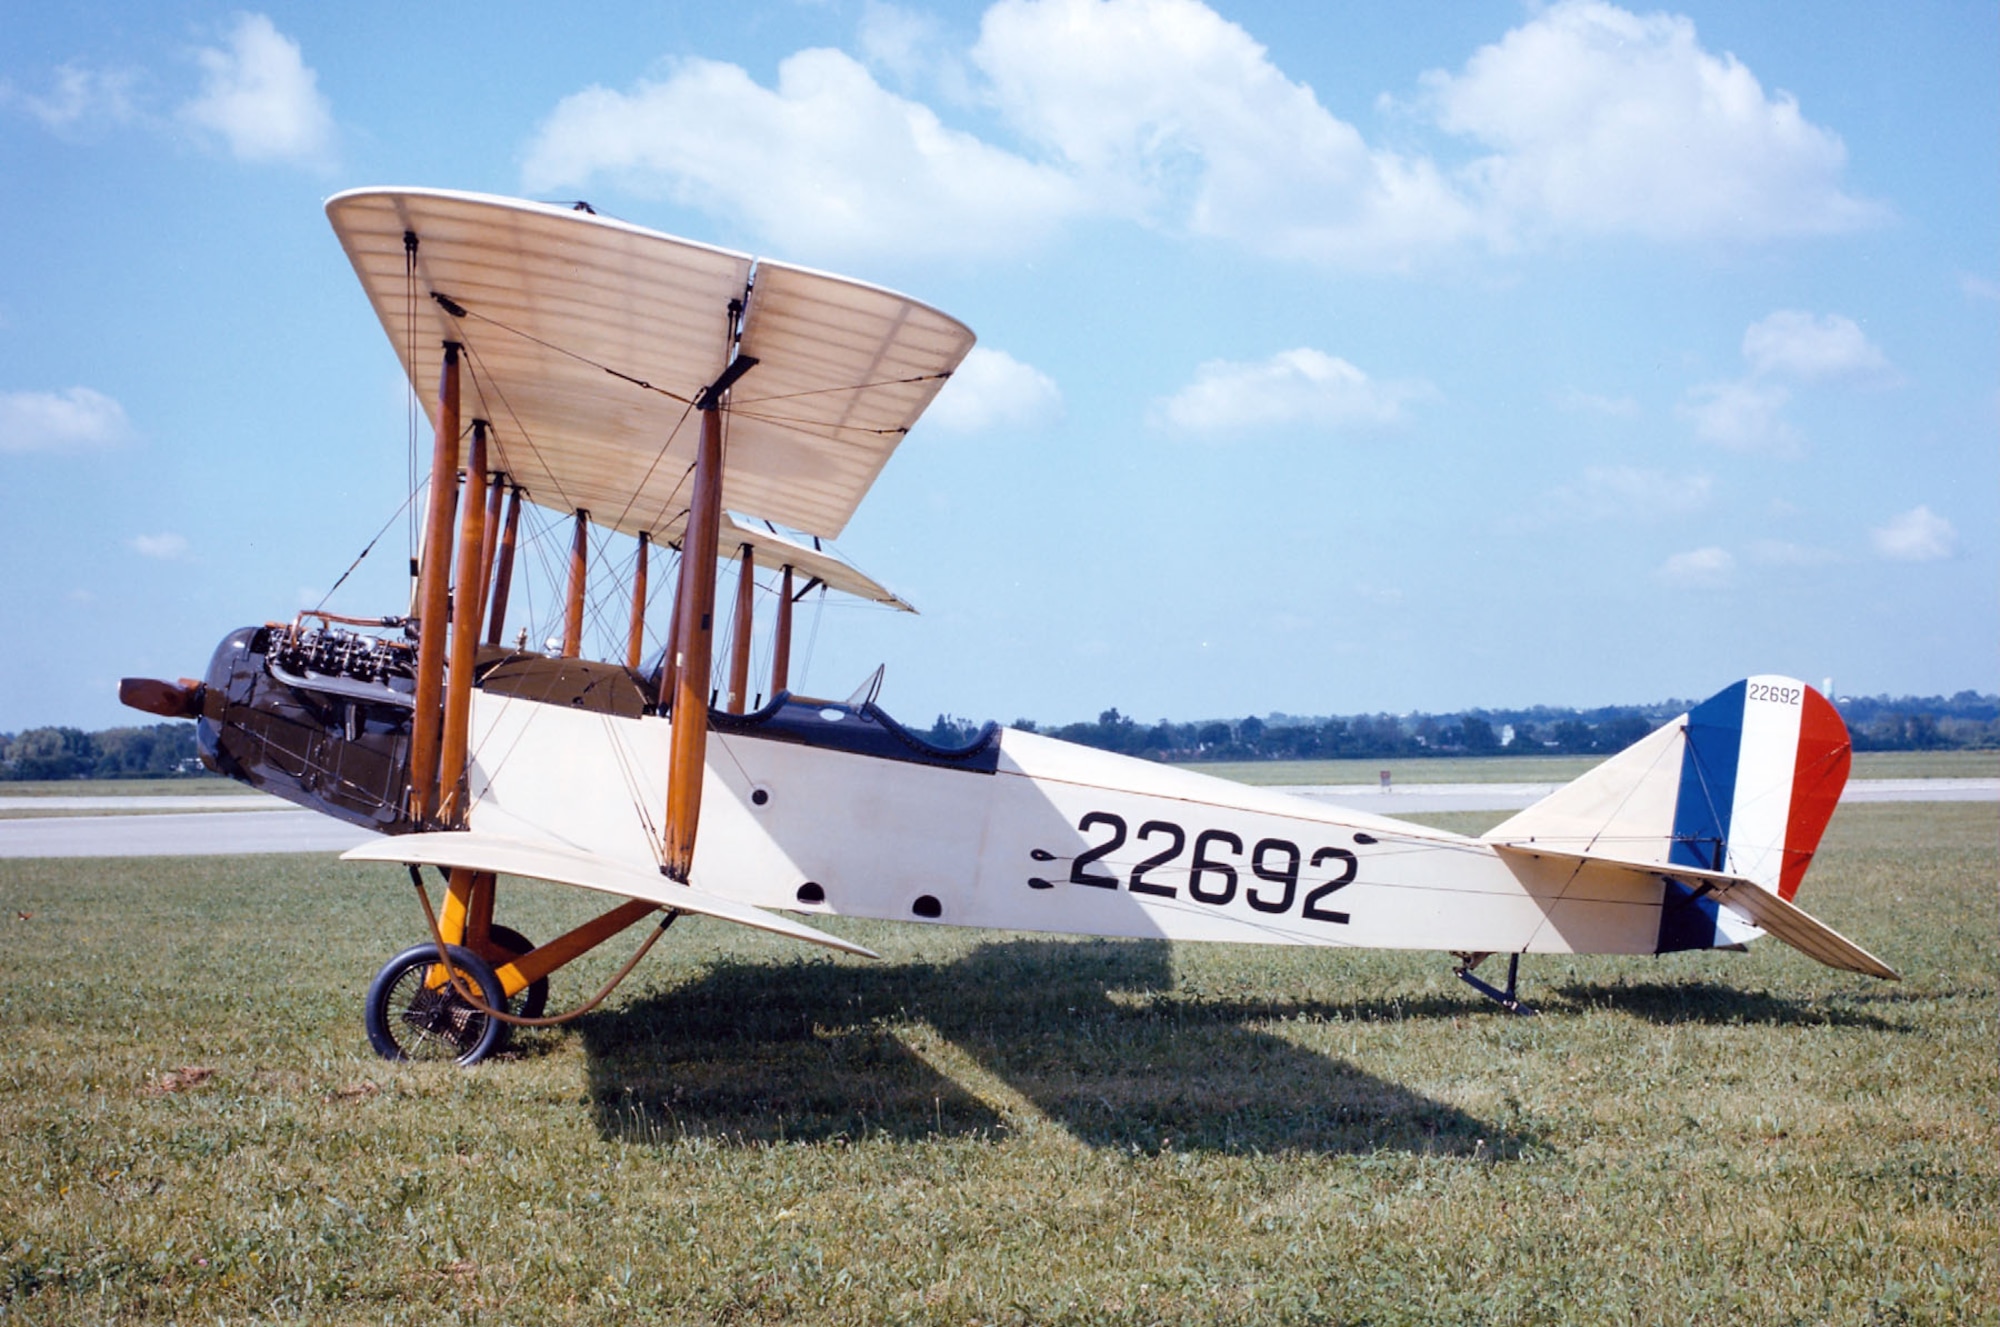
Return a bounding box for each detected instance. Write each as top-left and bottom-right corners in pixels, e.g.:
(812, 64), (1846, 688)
(1194, 748), (2000, 787)
(0, 777), (242, 798)
(0, 802), (1993, 1324)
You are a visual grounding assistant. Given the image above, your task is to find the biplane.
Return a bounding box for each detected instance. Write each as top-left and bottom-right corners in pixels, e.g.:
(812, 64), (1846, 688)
(121, 188), (1897, 1066)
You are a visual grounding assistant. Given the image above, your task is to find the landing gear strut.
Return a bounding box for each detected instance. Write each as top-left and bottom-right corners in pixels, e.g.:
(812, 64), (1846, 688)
(1453, 951), (1536, 1016)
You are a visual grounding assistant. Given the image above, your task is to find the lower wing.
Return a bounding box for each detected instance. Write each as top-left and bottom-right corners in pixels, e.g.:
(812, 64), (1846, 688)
(343, 831), (880, 959)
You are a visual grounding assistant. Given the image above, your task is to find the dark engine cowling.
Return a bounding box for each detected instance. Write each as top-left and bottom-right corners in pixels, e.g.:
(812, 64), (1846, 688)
(198, 625), (418, 833)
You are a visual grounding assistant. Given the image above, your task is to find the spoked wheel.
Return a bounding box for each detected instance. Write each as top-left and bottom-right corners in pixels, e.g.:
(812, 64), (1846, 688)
(364, 943), (507, 1066)
(486, 925), (550, 1021)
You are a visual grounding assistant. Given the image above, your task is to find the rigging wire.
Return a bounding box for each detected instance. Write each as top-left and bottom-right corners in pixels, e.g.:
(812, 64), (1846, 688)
(608, 407), (697, 537)
(731, 370), (949, 409)
(443, 300), (696, 406)
(313, 486), (422, 615)
(458, 334), (576, 516)
(798, 583), (827, 694)
(723, 408), (905, 440)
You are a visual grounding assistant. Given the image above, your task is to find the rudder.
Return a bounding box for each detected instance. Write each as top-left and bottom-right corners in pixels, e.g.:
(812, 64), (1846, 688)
(1486, 676), (1850, 895)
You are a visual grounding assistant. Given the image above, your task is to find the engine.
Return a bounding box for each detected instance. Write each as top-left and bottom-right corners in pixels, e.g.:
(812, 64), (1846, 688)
(197, 622), (419, 833)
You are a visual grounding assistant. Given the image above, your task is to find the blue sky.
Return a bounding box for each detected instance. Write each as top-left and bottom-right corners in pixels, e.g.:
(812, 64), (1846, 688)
(2, 1), (1993, 733)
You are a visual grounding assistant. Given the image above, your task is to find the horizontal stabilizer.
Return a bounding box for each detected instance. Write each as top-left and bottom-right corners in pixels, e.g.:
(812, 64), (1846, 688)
(1490, 844), (1898, 980)
(344, 832), (879, 959)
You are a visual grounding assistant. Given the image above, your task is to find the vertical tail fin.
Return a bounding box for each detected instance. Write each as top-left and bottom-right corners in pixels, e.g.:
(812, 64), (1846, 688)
(1484, 676), (1850, 898)
(1482, 678), (1890, 973)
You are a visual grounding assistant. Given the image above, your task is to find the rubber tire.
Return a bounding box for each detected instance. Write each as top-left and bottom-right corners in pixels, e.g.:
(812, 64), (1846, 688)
(486, 924), (550, 1021)
(363, 943), (507, 1066)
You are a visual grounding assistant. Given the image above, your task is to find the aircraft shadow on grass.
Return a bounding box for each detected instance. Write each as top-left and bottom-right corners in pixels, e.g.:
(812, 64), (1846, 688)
(575, 937), (1534, 1158)
(1547, 979), (1905, 1031)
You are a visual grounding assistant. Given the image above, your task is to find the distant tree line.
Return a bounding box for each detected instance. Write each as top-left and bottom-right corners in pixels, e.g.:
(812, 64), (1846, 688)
(928, 690), (2000, 762)
(0, 723), (203, 781)
(4, 689), (1994, 783)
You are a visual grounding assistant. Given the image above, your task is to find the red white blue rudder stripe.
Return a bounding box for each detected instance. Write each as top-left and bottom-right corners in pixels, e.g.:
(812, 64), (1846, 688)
(1668, 676), (1851, 899)
(1484, 676), (1852, 954)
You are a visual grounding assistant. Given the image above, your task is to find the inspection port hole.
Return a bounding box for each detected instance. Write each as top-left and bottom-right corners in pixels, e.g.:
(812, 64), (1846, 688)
(751, 788), (770, 806)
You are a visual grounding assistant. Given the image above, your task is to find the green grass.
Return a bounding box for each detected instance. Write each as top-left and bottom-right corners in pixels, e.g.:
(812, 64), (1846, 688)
(0, 805), (275, 820)
(1198, 748), (1998, 786)
(1842, 749), (2000, 779)
(0, 776), (237, 798)
(0, 803), (1992, 1324)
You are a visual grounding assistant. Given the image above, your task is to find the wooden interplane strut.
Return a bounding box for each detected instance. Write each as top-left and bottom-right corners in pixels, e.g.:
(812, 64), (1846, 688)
(563, 512), (590, 658)
(408, 343), (461, 824)
(476, 468), (504, 616)
(627, 532), (650, 671)
(771, 564), (794, 696)
(658, 549), (686, 708)
(485, 485), (522, 646)
(727, 544), (754, 713)
(440, 419), (488, 825)
(661, 403), (727, 880)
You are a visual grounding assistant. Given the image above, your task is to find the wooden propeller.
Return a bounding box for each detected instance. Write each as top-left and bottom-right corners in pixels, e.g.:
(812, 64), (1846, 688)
(119, 677), (205, 719)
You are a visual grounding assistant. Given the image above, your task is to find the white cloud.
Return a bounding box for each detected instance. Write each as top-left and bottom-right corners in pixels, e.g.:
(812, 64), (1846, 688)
(1424, 0), (1881, 242)
(1741, 310), (1889, 381)
(1871, 506), (1957, 562)
(1680, 308), (1891, 454)
(1550, 387), (1639, 417)
(972, 0), (1480, 266)
(1679, 379), (1798, 454)
(1658, 546), (1734, 588)
(923, 347), (1063, 433)
(519, 0), (1872, 268)
(6, 63), (138, 131)
(522, 50), (1082, 260)
(1961, 273), (2000, 302)
(1548, 465), (1712, 521)
(129, 533), (189, 560)
(179, 13), (333, 165)
(1154, 348), (1428, 434)
(858, 1), (953, 90)
(0, 387), (135, 452)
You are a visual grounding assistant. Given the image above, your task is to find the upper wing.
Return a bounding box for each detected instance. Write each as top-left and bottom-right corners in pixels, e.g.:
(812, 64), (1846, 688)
(343, 831), (879, 959)
(326, 188), (976, 541)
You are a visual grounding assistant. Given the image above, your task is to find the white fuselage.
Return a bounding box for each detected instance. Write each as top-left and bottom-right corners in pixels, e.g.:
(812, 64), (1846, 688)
(461, 692), (1681, 957)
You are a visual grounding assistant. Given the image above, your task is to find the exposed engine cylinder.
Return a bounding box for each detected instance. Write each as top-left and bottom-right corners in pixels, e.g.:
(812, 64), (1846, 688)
(199, 625), (417, 832)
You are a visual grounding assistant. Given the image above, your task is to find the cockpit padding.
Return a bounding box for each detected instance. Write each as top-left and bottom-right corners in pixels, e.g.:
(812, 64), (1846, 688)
(710, 692), (1001, 774)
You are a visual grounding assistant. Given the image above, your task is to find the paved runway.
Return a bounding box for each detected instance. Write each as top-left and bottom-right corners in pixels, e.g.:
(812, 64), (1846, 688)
(0, 779), (1991, 859)
(1268, 777), (2000, 815)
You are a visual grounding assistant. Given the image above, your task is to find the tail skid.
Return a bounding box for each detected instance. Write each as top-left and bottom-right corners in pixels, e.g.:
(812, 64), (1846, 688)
(1453, 952), (1537, 1015)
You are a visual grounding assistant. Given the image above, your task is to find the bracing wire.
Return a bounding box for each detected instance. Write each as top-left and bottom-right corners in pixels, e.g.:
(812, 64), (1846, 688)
(731, 371), (949, 409)
(458, 339), (575, 516)
(798, 583), (827, 694)
(609, 405), (698, 537)
(443, 300), (695, 406)
(314, 486), (422, 614)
